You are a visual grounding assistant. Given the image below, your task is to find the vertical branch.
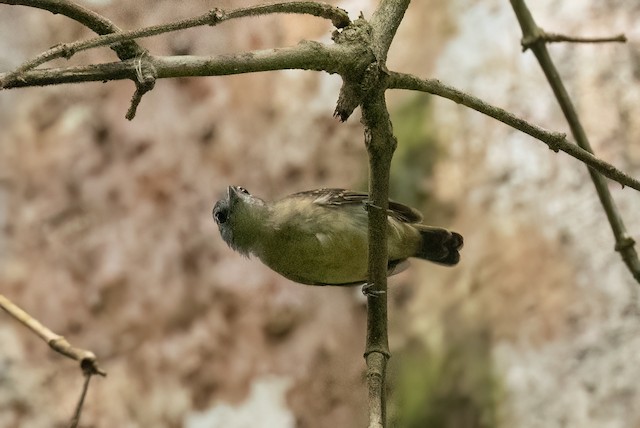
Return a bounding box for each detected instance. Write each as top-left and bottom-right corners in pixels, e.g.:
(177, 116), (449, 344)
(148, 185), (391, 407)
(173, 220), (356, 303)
(361, 2), (411, 427)
(510, 0), (640, 286)
(362, 87), (395, 428)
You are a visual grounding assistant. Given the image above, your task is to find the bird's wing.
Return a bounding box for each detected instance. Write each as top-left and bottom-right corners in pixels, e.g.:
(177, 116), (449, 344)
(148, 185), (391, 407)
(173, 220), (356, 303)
(289, 188), (423, 223)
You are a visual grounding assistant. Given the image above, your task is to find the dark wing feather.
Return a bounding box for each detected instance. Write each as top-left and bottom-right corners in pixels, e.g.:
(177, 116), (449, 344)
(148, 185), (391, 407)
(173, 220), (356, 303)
(289, 188), (423, 223)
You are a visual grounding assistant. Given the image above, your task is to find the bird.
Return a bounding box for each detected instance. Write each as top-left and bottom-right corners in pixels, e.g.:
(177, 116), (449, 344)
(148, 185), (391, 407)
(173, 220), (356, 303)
(212, 186), (463, 286)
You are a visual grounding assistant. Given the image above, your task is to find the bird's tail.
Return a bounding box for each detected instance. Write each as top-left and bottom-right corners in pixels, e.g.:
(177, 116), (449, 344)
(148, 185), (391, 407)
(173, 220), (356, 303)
(414, 225), (463, 266)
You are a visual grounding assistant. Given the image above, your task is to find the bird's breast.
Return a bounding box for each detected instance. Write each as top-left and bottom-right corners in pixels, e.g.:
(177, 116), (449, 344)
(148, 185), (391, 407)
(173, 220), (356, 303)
(255, 206), (370, 284)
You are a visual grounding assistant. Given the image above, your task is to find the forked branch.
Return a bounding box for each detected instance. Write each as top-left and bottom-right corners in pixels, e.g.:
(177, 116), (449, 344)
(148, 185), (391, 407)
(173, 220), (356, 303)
(1, 2), (350, 82)
(0, 294), (105, 427)
(510, 0), (640, 284)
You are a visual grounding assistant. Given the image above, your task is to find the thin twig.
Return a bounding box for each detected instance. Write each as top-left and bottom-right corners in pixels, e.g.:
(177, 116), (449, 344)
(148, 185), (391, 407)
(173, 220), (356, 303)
(226, 2), (350, 28)
(0, 294), (106, 376)
(522, 31), (627, 49)
(0, 0), (144, 60)
(510, 0), (640, 284)
(387, 72), (640, 193)
(69, 371), (93, 428)
(125, 53), (157, 120)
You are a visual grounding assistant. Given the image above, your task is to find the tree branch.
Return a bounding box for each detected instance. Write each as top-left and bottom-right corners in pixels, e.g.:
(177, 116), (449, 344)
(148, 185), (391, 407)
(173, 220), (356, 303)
(3, 2), (636, 426)
(1, 42), (350, 89)
(1, 2), (350, 81)
(125, 52), (156, 120)
(0, 294), (106, 376)
(361, 70), (394, 428)
(368, 0), (411, 62)
(0, 293), (104, 427)
(510, 0), (640, 284)
(359, 2), (411, 426)
(387, 71), (640, 193)
(69, 371), (94, 428)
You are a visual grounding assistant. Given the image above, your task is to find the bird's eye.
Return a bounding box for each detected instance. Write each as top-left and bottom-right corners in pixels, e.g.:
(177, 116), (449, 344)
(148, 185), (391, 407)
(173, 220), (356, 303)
(214, 208), (228, 224)
(237, 187), (249, 195)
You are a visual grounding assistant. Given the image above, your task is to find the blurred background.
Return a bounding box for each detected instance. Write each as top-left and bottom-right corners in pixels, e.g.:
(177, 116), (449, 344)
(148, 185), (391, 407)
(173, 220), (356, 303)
(1, 1), (640, 427)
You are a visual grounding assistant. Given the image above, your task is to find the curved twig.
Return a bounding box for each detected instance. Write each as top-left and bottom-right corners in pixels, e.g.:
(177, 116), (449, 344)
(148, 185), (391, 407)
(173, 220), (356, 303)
(0, 0), (144, 60)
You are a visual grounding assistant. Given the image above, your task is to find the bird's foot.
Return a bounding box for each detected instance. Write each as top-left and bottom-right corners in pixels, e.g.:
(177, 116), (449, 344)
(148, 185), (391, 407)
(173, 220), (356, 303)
(363, 200), (384, 212)
(362, 282), (386, 297)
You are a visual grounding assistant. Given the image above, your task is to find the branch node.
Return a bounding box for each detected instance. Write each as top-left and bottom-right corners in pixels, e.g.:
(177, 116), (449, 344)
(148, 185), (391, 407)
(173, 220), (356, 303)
(126, 52), (156, 120)
(520, 28), (545, 52)
(364, 348), (391, 360)
(615, 236), (636, 252)
(334, 79), (362, 121)
(320, 4), (351, 28)
(207, 8), (226, 25)
(81, 355), (107, 377)
(547, 132), (565, 152)
(58, 43), (76, 60)
(362, 62), (383, 94)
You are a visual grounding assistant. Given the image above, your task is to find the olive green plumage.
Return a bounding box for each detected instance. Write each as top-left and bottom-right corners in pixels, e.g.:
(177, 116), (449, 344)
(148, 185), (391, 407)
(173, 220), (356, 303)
(213, 186), (462, 286)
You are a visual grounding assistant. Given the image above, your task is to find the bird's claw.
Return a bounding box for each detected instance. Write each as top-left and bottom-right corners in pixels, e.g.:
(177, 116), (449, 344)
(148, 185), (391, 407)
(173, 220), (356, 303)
(362, 282), (386, 297)
(363, 200), (384, 212)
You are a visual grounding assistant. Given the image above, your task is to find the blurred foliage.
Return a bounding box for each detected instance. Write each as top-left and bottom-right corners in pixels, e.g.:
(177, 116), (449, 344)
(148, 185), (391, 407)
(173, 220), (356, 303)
(388, 324), (502, 428)
(389, 96), (446, 218)
(356, 95), (450, 217)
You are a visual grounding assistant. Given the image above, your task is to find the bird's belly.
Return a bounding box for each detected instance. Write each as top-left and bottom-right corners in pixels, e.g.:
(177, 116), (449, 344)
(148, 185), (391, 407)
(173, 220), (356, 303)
(257, 230), (369, 285)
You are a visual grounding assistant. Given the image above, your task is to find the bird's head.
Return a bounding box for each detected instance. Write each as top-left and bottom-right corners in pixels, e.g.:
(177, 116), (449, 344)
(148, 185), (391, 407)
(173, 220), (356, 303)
(212, 186), (266, 254)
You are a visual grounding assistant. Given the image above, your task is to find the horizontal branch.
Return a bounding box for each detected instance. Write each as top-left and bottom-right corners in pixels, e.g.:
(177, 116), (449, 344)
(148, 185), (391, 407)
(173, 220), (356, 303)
(522, 31), (627, 50)
(226, 2), (350, 28)
(387, 71), (640, 192)
(1, 42), (348, 88)
(1, 1), (350, 82)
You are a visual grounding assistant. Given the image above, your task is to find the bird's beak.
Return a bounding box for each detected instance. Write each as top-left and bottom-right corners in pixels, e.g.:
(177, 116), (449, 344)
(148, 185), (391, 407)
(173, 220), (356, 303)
(228, 186), (240, 203)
